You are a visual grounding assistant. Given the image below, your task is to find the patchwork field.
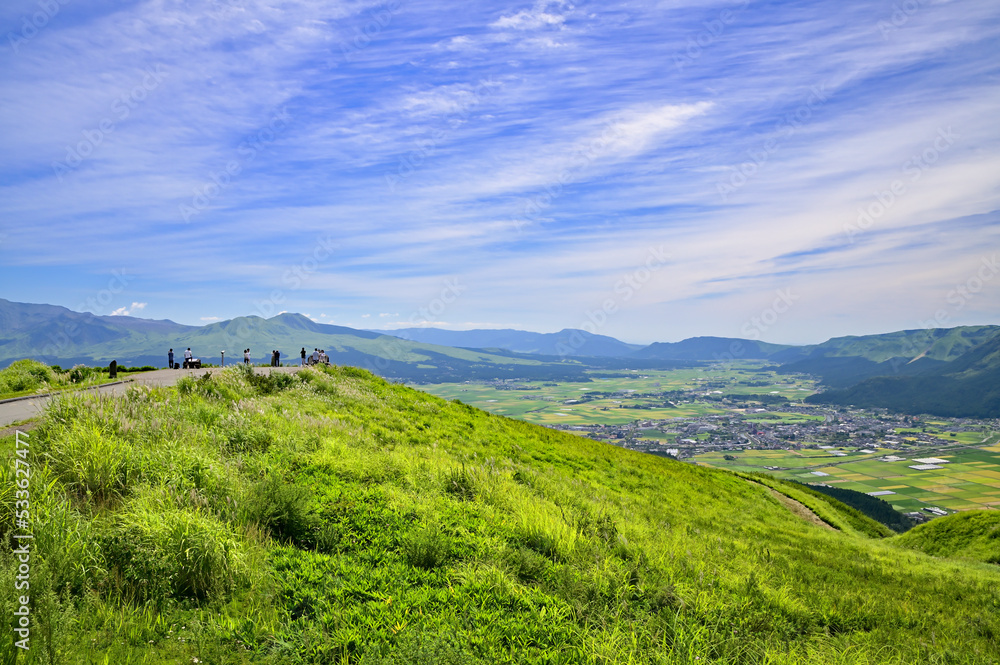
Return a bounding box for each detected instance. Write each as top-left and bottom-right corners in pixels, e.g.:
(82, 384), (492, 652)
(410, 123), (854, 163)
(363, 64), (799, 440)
(694, 446), (1000, 513)
(413, 366), (815, 426)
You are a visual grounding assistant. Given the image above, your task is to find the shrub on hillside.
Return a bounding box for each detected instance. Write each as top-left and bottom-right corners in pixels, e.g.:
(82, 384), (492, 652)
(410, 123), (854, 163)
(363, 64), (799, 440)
(242, 475), (316, 545)
(402, 525), (452, 570)
(0, 358), (55, 393)
(45, 422), (139, 504)
(104, 499), (246, 601)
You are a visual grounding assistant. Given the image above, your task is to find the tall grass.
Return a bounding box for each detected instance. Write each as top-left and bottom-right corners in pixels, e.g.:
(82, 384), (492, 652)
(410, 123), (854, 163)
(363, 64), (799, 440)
(0, 364), (998, 664)
(0, 359), (54, 395)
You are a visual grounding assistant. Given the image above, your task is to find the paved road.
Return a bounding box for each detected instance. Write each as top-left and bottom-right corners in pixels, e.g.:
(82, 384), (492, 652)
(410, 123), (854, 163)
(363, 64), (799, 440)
(0, 366), (302, 428)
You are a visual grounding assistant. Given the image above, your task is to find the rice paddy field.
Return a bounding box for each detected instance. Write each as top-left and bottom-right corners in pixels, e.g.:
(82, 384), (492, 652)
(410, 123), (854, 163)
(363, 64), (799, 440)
(412, 366), (816, 427)
(694, 441), (1000, 514)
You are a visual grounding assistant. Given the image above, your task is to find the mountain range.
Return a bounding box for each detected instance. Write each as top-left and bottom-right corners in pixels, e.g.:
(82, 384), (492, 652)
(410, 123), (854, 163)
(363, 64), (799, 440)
(366, 326), (643, 357)
(2, 298), (999, 416)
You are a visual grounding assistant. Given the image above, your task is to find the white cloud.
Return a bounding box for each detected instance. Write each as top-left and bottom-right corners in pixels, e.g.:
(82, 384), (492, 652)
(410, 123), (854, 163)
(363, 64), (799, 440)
(493, 3), (568, 31)
(200, 316), (221, 321)
(110, 302), (147, 316)
(2, 1), (999, 343)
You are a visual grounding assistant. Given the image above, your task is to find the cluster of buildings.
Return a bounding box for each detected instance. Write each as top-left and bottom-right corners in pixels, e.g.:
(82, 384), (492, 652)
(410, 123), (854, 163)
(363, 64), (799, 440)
(545, 394), (992, 460)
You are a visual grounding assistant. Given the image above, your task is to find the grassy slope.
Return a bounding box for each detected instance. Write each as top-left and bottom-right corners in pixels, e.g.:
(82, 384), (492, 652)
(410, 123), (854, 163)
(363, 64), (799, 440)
(893, 510), (1000, 565)
(0, 365), (998, 664)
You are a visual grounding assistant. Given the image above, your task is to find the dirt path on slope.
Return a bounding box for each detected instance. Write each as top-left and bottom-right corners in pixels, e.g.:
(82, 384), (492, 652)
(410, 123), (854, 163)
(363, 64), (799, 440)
(764, 487), (835, 531)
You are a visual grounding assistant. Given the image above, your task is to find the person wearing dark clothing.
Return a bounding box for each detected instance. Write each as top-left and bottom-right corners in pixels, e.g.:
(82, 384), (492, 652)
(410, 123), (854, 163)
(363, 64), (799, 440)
(275, 349), (280, 366)
(168, 349), (174, 369)
(300, 347), (306, 366)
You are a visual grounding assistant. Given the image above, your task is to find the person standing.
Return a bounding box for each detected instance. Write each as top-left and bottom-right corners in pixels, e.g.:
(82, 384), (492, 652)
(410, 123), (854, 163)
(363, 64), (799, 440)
(300, 347), (306, 367)
(275, 349), (281, 367)
(244, 349), (250, 365)
(184, 348), (193, 368)
(168, 348), (174, 369)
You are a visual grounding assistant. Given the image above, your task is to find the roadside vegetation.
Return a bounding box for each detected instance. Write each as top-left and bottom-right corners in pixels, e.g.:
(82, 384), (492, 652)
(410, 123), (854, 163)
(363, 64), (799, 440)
(0, 359), (156, 400)
(1, 363), (998, 664)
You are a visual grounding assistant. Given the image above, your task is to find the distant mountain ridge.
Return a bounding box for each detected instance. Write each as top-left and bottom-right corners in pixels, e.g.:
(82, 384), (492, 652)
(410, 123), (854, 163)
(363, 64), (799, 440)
(366, 327), (642, 357)
(807, 331), (1000, 417)
(630, 336), (797, 361)
(777, 326), (1000, 389)
(3, 298), (1000, 415)
(0, 300), (691, 381)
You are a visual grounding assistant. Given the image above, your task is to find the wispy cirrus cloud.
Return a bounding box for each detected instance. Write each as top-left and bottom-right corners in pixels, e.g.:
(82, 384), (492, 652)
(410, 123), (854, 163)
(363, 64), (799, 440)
(1, 0), (998, 343)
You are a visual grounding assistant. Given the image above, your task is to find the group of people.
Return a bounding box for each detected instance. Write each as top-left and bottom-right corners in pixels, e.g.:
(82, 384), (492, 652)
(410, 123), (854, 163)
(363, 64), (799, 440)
(167, 346), (330, 368)
(166, 348), (197, 369)
(303, 347), (329, 366)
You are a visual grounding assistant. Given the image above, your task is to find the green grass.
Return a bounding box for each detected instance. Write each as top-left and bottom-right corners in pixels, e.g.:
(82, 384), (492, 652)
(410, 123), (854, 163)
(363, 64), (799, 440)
(1, 364), (999, 663)
(893, 510), (1000, 564)
(0, 359), (156, 400)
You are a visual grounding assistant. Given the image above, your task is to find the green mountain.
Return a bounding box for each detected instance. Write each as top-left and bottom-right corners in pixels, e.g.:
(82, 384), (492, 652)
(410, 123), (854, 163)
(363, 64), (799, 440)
(367, 327), (643, 357)
(631, 336), (796, 361)
(806, 332), (1000, 417)
(0, 300), (693, 382)
(3, 364), (998, 663)
(777, 326), (1000, 387)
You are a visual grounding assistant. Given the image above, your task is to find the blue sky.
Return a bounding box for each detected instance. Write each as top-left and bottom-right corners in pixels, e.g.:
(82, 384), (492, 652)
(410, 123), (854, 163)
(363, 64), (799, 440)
(1, 0), (998, 345)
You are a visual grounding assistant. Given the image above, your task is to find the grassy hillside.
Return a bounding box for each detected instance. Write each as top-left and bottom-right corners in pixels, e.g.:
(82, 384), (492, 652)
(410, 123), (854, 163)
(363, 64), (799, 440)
(893, 510), (1000, 565)
(2, 365), (999, 663)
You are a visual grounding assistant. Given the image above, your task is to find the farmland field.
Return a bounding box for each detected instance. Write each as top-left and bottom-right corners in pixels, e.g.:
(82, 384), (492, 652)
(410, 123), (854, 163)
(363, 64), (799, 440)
(694, 446), (1000, 513)
(412, 363), (1000, 515)
(412, 365), (816, 426)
